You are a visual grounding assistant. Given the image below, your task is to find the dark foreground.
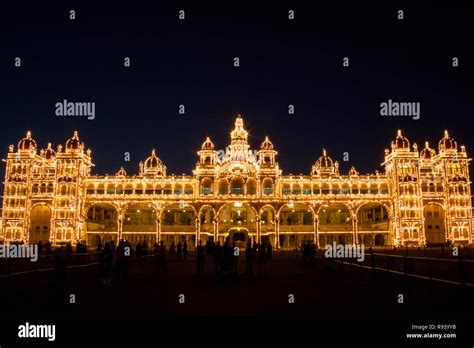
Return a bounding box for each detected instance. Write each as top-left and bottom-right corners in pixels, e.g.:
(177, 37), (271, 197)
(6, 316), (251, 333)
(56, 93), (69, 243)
(0, 252), (473, 346)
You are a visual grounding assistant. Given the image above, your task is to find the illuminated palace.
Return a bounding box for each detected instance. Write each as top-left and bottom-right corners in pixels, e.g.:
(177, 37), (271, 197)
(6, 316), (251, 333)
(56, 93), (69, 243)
(0, 116), (472, 248)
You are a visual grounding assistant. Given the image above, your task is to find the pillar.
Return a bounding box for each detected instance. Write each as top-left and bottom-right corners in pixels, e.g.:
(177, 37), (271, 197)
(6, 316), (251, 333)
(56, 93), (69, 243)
(275, 217), (280, 248)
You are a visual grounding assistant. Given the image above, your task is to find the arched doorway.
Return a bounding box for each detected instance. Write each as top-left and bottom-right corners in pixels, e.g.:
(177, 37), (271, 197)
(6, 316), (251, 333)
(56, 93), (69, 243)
(29, 204), (52, 244)
(228, 227), (249, 248)
(318, 203), (353, 246)
(86, 203), (118, 246)
(122, 203), (156, 247)
(217, 202), (257, 244)
(423, 204), (446, 245)
(357, 203), (390, 246)
(161, 203), (196, 246)
(278, 203), (314, 248)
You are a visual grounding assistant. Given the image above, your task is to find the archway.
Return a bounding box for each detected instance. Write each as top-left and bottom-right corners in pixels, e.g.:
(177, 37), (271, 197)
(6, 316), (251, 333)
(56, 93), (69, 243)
(199, 206), (215, 244)
(29, 204), (52, 244)
(161, 203), (196, 246)
(122, 203), (157, 247)
(278, 203), (314, 248)
(86, 203), (118, 246)
(260, 205), (276, 245)
(357, 203), (390, 246)
(423, 204), (446, 245)
(217, 202), (257, 244)
(318, 203), (353, 246)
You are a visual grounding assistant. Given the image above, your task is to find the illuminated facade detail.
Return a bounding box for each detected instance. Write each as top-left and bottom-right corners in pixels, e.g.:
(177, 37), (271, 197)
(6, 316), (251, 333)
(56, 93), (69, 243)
(1, 116), (472, 247)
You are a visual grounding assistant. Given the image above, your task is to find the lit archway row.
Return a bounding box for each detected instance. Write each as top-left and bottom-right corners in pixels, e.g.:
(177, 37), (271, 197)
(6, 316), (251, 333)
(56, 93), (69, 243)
(122, 203), (157, 247)
(277, 202), (315, 249)
(317, 203), (353, 246)
(216, 202), (257, 245)
(85, 203), (119, 246)
(356, 202), (391, 247)
(160, 203), (197, 247)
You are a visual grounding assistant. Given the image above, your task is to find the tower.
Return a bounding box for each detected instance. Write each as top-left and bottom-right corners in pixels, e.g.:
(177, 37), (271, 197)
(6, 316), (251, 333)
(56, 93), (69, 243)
(52, 131), (93, 244)
(383, 130), (423, 246)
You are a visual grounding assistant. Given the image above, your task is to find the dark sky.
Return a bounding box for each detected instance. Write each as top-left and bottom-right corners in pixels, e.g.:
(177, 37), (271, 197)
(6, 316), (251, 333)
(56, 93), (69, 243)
(0, 1), (472, 178)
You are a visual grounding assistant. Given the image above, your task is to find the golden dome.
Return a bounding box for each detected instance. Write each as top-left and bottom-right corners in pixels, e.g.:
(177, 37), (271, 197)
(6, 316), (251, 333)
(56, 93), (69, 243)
(44, 142), (56, 160)
(317, 149), (333, 168)
(391, 130), (410, 151)
(260, 136), (274, 150)
(420, 141), (435, 160)
(438, 130), (457, 152)
(65, 131), (83, 151)
(144, 149), (163, 169)
(201, 137), (215, 150)
(18, 131), (37, 151)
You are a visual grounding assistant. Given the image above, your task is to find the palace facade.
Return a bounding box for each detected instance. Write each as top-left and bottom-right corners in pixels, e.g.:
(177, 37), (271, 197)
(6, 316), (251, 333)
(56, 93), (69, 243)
(1, 116), (472, 248)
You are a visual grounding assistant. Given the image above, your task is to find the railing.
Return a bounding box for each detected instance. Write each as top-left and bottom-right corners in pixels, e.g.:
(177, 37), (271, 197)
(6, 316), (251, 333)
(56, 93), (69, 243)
(329, 250), (474, 287)
(0, 251), (102, 284)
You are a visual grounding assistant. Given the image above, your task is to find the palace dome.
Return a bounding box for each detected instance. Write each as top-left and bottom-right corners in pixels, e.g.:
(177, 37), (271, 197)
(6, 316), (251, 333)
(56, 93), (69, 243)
(260, 136), (274, 151)
(66, 131), (83, 151)
(420, 141), (435, 160)
(144, 149), (163, 169)
(391, 130), (410, 151)
(438, 130), (457, 152)
(317, 149), (333, 168)
(44, 142), (56, 160)
(201, 137), (215, 150)
(18, 131), (37, 151)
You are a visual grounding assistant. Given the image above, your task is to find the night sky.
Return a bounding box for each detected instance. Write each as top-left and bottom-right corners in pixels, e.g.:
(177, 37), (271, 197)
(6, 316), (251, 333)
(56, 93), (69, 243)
(0, 1), (472, 179)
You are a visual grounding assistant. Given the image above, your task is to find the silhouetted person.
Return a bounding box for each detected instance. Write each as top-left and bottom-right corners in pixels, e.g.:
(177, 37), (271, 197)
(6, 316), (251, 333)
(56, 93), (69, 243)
(245, 239), (253, 275)
(177, 241), (182, 261)
(169, 242), (176, 261)
(231, 242), (239, 275)
(196, 241), (205, 274)
(136, 242), (142, 260)
(183, 240), (188, 261)
(117, 239), (129, 285)
(46, 241), (52, 255)
(158, 241), (167, 275)
(223, 239), (230, 273)
(100, 242), (114, 286)
(267, 241), (273, 261)
(214, 241), (222, 274)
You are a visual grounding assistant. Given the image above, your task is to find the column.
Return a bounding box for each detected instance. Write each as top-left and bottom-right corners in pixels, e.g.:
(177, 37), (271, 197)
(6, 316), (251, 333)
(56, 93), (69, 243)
(195, 216), (200, 247)
(313, 217), (317, 247)
(214, 218), (218, 242)
(353, 216), (357, 245)
(275, 217), (280, 248)
(256, 216), (261, 243)
(156, 218), (161, 243)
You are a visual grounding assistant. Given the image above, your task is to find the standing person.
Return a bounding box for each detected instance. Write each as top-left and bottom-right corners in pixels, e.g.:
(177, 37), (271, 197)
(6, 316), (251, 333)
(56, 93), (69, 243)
(158, 241), (167, 275)
(196, 241), (204, 275)
(245, 239), (253, 275)
(222, 238), (230, 273)
(177, 241), (182, 262)
(183, 240), (188, 261)
(100, 242), (113, 286)
(231, 242), (239, 275)
(258, 242), (266, 275)
(117, 240), (129, 285)
(214, 241), (222, 274)
(169, 242), (176, 261)
(266, 241), (273, 261)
